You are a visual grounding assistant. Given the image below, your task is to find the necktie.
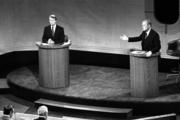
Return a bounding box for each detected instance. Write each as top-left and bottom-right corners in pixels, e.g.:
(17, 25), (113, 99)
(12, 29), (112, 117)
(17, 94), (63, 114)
(51, 26), (54, 36)
(145, 32), (148, 39)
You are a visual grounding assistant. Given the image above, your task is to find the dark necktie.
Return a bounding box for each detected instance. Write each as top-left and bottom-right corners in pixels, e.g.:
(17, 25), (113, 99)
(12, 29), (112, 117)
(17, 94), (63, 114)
(51, 26), (54, 36)
(145, 32), (148, 39)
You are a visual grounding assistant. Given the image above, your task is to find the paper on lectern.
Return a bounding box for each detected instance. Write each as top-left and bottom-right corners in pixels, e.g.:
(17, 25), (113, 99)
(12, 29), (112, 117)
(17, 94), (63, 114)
(131, 50), (146, 55)
(41, 43), (49, 46)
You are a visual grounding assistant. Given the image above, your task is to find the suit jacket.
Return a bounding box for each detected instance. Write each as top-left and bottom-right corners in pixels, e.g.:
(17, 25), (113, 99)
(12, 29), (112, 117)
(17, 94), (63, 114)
(42, 25), (65, 44)
(0, 115), (12, 120)
(33, 117), (46, 120)
(128, 29), (161, 53)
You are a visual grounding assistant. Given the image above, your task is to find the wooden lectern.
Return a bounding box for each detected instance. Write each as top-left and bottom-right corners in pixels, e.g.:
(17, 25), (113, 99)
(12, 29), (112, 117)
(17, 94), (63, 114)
(130, 50), (160, 98)
(36, 42), (71, 88)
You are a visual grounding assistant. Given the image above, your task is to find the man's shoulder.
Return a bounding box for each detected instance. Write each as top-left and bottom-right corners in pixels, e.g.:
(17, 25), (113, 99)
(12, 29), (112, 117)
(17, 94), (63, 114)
(56, 25), (64, 30)
(33, 117), (39, 120)
(44, 25), (50, 29)
(33, 117), (46, 120)
(33, 118), (38, 120)
(151, 29), (159, 35)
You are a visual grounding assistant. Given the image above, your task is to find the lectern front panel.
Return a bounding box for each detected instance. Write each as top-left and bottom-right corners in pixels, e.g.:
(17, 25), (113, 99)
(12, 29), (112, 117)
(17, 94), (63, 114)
(38, 44), (70, 88)
(130, 53), (159, 98)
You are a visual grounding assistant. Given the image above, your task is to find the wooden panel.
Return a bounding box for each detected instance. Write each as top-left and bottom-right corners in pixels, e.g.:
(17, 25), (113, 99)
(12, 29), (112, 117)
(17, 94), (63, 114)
(130, 55), (159, 98)
(38, 47), (69, 88)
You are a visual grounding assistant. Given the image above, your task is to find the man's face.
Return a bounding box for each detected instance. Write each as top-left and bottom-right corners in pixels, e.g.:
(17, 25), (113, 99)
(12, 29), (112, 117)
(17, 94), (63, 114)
(49, 17), (56, 26)
(141, 21), (150, 31)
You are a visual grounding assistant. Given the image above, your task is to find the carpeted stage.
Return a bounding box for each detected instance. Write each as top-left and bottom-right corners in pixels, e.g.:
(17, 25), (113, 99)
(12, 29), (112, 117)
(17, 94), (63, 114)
(6, 65), (180, 103)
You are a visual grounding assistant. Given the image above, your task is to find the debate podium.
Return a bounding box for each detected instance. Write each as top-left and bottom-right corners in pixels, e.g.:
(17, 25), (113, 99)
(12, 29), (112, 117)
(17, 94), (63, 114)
(130, 50), (160, 98)
(36, 42), (71, 88)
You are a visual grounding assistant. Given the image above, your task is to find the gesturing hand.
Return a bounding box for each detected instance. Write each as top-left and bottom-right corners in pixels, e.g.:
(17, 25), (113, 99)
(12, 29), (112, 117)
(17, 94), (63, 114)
(120, 34), (129, 41)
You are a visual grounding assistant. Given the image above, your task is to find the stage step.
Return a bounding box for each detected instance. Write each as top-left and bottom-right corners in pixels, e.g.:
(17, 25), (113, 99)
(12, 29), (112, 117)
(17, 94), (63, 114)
(134, 113), (176, 120)
(35, 98), (133, 119)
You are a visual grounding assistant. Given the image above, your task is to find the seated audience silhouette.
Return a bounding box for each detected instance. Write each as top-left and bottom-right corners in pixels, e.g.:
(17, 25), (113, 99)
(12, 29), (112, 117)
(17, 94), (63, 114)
(0, 104), (14, 120)
(34, 106), (48, 120)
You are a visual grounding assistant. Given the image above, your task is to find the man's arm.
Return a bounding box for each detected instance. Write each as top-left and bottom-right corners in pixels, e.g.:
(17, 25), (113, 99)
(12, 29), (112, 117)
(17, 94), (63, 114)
(128, 32), (144, 42)
(42, 27), (48, 43)
(56, 27), (65, 44)
(61, 28), (65, 42)
(151, 33), (161, 53)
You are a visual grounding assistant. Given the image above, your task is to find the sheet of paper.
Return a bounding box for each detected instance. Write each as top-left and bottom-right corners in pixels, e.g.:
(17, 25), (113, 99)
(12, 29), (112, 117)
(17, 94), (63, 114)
(131, 50), (146, 55)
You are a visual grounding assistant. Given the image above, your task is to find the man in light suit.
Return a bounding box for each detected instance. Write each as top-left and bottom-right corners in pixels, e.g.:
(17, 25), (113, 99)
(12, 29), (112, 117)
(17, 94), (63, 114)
(120, 19), (161, 57)
(42, 14), (65, 44)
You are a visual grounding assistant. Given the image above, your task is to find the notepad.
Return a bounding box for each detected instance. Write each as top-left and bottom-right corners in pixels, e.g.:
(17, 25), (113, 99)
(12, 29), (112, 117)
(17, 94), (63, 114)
(131, 50), (146, 55)
(41, 43), (49, 46)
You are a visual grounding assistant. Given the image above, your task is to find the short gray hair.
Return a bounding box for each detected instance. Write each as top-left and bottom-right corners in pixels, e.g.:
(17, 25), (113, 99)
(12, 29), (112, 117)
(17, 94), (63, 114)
(37, 105), (48, 116)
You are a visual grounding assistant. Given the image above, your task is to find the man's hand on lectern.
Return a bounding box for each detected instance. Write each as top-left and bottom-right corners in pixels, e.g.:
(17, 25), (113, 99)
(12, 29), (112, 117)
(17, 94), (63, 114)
(47, 39), (54, 44)
(120, 34), (129, 41)
(146, 51), (152, 57)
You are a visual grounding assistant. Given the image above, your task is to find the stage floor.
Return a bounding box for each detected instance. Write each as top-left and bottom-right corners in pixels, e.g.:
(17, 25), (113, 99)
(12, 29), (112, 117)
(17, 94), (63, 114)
(6, 65), (180, 103)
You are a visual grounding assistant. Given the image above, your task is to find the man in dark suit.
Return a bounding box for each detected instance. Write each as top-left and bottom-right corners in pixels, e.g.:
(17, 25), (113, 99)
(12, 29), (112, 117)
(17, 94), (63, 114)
(120, 19), (161, 57)
(0, 104), (14, 120)
(42, 14), (65, 44)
